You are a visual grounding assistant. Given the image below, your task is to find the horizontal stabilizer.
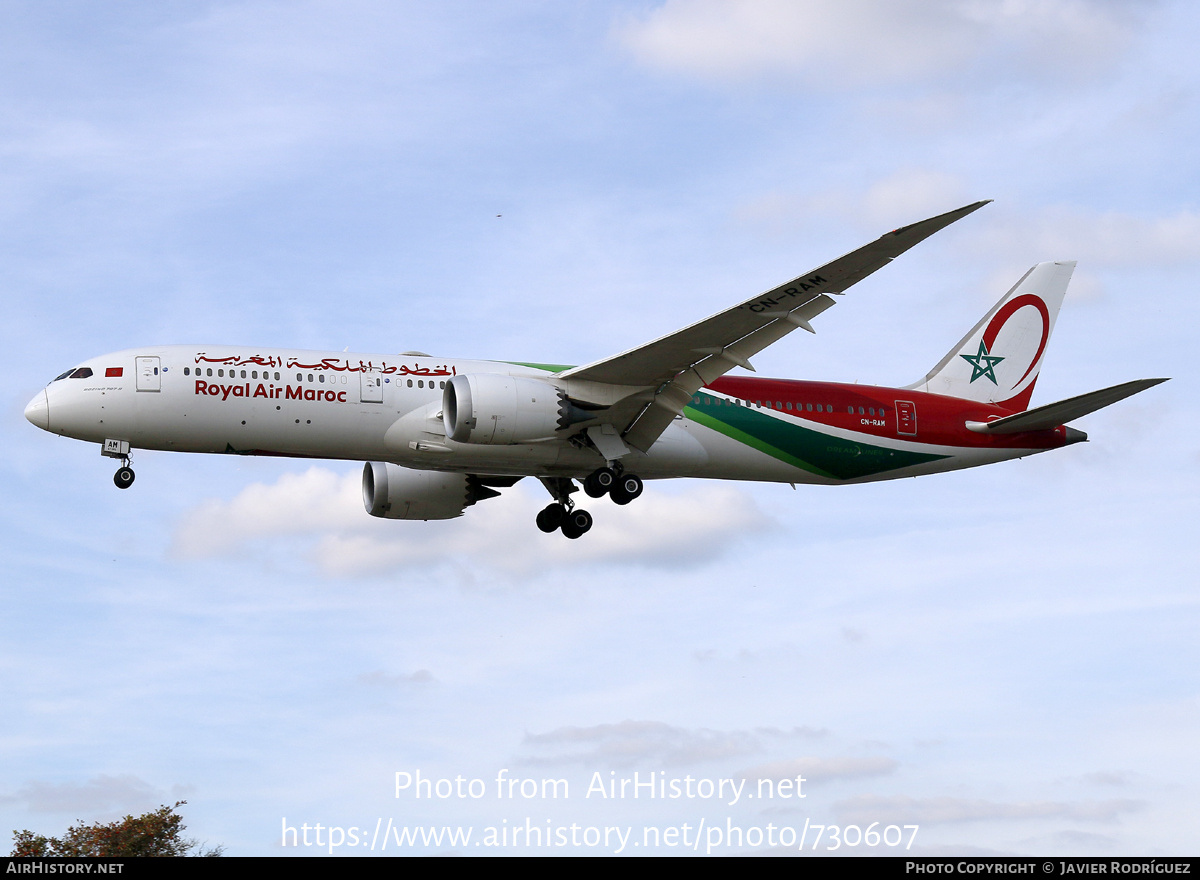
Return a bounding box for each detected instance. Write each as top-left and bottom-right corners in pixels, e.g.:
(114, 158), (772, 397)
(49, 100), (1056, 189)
(966, 378), (1169, 434)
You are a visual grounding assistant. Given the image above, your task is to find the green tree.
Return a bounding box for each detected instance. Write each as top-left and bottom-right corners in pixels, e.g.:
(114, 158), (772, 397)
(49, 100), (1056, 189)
(11, 800), (222, 857)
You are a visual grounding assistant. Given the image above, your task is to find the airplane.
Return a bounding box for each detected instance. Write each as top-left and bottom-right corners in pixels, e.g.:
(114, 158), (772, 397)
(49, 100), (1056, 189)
(24, 201), (1167, 539)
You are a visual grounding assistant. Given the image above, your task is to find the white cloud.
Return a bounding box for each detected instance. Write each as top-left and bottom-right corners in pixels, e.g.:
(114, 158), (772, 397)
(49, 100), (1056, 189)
(734, 169), (972, 238)
(521, 720), (763, 767)
(616, 0), (1141, 89)
(834, 794), (1142, 826)
(171, 466), (771, 577)
(357, 669), (435, 687)
(1, 775), (171, 815)
(740, 755), (898, 784)
(736, 179), (1200, 272)
(980, 206), (1200, 268)
(520, 720), (840, 769)
(173, 467), (362, 558)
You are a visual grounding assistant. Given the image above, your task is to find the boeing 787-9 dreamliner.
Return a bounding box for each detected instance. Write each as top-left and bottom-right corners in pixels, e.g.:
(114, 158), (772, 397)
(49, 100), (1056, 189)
(25, 201), (1167, 538)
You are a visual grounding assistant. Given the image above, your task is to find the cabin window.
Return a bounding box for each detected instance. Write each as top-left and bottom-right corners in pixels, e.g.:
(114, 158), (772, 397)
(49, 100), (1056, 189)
(785, 402), (792, 410)
(308, 374), (314, 382)
(240, 370), (246, 379)
(319, 374), (325, 383)
(184, 367), (190, 376)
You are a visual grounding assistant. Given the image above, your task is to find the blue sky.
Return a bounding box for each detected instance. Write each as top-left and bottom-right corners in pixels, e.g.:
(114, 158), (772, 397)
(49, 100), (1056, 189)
(3, 0), (1197, 856)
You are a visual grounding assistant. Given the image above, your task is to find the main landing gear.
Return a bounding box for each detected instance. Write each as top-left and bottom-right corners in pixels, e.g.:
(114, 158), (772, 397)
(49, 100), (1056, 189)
(536, 503), (594, 539)
(583, 466), (643, 505)
(536, 466), (645, 538)
(537, 476), (592, 539)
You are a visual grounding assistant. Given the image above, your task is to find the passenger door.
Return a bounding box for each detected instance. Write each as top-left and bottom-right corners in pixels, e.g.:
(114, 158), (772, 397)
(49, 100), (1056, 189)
(894, 400), (917, 436)
(136, 356), (161, 392)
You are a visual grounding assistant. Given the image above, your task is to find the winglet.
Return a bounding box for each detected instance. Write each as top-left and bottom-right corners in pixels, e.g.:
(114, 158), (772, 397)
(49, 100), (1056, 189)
(890, 200), (991, 238)
(829, 200), (991, 291)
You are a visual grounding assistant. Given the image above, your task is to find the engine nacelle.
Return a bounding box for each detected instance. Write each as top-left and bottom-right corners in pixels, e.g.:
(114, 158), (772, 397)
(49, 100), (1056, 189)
(362, 462), (477, 520)
(443, 373), (573, 445)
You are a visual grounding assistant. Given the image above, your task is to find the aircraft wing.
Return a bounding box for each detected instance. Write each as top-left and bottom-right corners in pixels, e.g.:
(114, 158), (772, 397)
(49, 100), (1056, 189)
(559, 200), (991, 452)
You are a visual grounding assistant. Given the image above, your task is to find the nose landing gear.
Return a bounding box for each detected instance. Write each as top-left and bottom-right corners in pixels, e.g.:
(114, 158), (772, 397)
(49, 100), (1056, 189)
(102, 439), (136, 489)
(113, 465), (136, 489)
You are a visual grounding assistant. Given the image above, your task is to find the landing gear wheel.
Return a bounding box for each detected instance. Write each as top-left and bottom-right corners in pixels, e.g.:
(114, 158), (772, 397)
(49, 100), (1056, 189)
(536, 503), (566, 533)
(114, 466), (135, 489)
(609, 473), (642, 506)
(560, 509), (593, 539)
(583, 467), (616, 498)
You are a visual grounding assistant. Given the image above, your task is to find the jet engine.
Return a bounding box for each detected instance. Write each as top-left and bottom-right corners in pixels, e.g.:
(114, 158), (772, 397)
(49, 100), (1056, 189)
(362, 462), (501, 520)
(442, 374), (592, 445)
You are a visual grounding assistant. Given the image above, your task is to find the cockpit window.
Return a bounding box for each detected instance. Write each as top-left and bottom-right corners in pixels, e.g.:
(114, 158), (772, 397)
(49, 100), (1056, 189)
(54, 367), (92, 381)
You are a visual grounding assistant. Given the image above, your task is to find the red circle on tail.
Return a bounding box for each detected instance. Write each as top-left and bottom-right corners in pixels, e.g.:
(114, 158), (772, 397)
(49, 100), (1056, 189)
(981, 294), (1050, 389)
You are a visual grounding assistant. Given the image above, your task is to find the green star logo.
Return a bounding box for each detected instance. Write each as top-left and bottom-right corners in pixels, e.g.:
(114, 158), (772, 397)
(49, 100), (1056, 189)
(960, 340), (1005, 384)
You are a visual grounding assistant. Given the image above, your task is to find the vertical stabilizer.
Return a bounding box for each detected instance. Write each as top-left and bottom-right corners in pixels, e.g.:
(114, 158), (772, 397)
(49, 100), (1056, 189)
(906, 261), (1075, 411)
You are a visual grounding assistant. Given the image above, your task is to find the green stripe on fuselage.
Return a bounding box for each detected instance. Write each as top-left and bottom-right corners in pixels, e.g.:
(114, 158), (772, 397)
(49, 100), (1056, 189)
(505, 361), (575, 373)
(685, 398), (948, 480)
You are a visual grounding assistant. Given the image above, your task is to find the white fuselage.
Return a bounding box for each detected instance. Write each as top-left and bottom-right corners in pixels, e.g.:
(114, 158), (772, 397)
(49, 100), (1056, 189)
(26, 345), (1046, 486)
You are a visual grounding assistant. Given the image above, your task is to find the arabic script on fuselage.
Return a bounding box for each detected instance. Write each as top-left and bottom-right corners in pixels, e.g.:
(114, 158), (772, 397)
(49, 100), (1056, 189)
(194, 353), (456, 376)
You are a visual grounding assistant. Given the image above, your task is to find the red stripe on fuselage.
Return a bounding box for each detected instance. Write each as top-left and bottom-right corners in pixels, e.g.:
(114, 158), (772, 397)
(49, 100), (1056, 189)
(707, 376), (1069, 450)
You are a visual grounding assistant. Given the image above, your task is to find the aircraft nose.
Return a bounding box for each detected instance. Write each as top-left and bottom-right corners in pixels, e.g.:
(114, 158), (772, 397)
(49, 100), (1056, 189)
(24, 390), (49, 430)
